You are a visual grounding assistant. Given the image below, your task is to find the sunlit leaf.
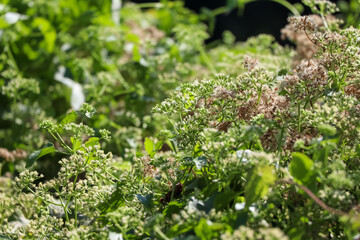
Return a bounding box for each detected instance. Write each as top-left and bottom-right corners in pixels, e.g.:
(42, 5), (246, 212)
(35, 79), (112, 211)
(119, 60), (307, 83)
(194, 156), (207, 170)
(71, 137), (82, 152)
(144, 137), (154, 156)
(245, 165), (276, 207)
(61, 111), (78, 125)
(26, 143), (56, 168)
(84, 137), (100, 147)
(32, 17), (56, 53)
(194, 218), (212, 240)
(289, 152), (313, 184)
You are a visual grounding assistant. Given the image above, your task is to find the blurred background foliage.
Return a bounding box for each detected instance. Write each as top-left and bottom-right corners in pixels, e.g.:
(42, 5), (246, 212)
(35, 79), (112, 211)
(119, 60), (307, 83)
(0, 0), (359, 175)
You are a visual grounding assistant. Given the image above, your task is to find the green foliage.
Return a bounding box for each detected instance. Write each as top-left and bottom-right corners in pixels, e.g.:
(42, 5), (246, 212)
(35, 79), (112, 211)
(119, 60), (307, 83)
(245, 165), (276, 207)
(26, 142), (55, 168)
(1, 0), (360, 239)
(289, 152), (316, 190)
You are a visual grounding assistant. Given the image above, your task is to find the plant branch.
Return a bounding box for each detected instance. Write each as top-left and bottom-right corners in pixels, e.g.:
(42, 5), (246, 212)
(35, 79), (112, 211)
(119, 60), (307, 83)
(278, 179), (347, 216)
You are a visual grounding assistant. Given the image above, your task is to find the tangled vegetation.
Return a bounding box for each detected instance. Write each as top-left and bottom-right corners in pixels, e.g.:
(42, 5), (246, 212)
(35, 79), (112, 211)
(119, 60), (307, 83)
(1, 0), (360, 239)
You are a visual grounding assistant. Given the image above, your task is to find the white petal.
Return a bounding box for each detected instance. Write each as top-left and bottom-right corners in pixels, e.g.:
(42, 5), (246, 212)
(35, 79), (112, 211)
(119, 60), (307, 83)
(109, 231), (123, 240)
(54, 66), (85, 110)
(111, 0), (121, 25)
(71, 83), (85, 110)
(4, 12), (27, 24)
(235, 202), (246, 210)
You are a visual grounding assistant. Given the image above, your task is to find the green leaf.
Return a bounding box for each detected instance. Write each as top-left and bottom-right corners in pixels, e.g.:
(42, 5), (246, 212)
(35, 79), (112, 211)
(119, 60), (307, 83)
(226, 0), (237, 11)
(214, 190), (235, 210)
(0, 235), (12, 240)
(163, 201), (184, 218)
(71, 137), (82, 152)
(289, 152), (313, 184)
(144, 214), (164, 231)
(85, 137), (100, 147)
(314, 146), (329, 166)
(313, 138), (338, 165)
(317, 124), (336, 137)
(194, 156), (207, 170)
(245, 165), (276, 207)
(193, 142), (203, 157)
(125, 33), (140, 44)
(165, 139), (176, 152)
(155, 140), (164, 152)
(23, 43), (39, 60)
(32, 17), (56, 53)
(144, 138), (154, 156)
(287, 227), (305, 240)
(61, 111), (78, 125)
(234, 211), (248, 228)
(132, 44), (141, 62)
(194, 218), (212, 240)
(26, 143), (56, 168)
(97, 183), (124, 218)
(168, 222), (196, 237)
(136, 193), (153, 208)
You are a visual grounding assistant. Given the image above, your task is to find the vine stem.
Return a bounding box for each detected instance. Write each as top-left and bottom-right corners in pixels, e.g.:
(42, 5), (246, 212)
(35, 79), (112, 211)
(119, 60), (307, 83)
(297, 102), (301, 132)
(154, 226), (170, 240)
(278, 179), (347, 216)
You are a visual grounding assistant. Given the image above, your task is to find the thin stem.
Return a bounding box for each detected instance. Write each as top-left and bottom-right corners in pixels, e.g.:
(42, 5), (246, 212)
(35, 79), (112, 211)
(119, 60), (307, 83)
(170, 182), (176, 202)
(5, 42), (19, 72)
(304, 29), (318, 46)
(26, 187), (55, 205)
(87, 165), (116, 184)
(104, 170), (121, 182)
(271, 0), (301, 16)
(54, 187), (70, 222)
(297, 102), (301, 133)
(277, 124), (286, 154)
(48, 131), (60, 144)
(164, 115), (179, 134)
(256, 138), (264, 152)
(48, 130), (72, 153)
(198, 44), (217, 75)
(116, 69), (130, 90)
(154, 226), (170, 240)
(64, 194), (72, 221)
(74, 195), (78, 227)
(320, 13), (329, 31)
(211, 6), (228, 16)
(256, 86), (263, 106)
(278, 179), (346, 216)
(55, 132), (73, 153)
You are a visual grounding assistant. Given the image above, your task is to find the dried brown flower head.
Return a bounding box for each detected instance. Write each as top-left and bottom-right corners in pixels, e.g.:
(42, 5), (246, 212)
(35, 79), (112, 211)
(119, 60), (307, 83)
(243, 55), (260, 71)
(281, 59), (328, 101)
(0, 148), (27, 162)
(344, 84), (360, 99)
(281, 14), (338, 65)
(237, 88), (289, 122)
